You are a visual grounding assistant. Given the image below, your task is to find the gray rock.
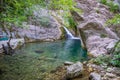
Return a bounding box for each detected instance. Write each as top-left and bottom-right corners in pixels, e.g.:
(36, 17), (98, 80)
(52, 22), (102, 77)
(86, 35), (117, 57)
(109, 23), (120, 38)
(66, 62), (83, 78)
(75, 0), (118, 57)
(105, 27), (119, 40)
(105, 73), (116, 78)
(89, 72), (101, 80)
(107, 67), (120, 76)
(15, 8), (62, 42)
(64, 61), (74, 65)
(70, 10), (84, 24)
(0, 38), (25, 53)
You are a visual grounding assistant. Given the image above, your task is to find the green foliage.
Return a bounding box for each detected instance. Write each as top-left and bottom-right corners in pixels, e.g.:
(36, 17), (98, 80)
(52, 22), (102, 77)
(107, 14), (120, 25)
(107, 1), (119, 12)
(110, 54), (120, 67)
(92, 41), (120, 67)
(1, 0), (47, 28)
(110, 41), (120, 67)
(48, 0), (76, 10)
(1, 0), (78, 29)
(100, 0), (107, 5)
(92, 55), (111, 65)
(38, 16), (50, 27)
(100, 0), (119, 12)
(68, 17), (76, 28)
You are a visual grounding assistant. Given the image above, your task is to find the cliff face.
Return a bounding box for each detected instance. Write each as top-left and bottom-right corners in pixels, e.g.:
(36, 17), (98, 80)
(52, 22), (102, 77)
(73, 0), (119, 57)
(9, 8), (63, 42)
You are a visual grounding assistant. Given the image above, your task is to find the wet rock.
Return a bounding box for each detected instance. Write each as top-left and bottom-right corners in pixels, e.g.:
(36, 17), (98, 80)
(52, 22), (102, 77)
(66, 62), (83, 79)
(89, 72), (101, 80)
(64, 61), (74, 65)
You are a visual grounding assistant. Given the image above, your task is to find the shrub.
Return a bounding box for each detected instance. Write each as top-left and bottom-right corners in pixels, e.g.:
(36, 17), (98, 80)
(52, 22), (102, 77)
(0, 0), (47, 28)
(110, 54), (120, 67)
(100, 0), (119, 13)
(48, 0), (76, 10)
(100, 0), (107, 5)
(92, 55), (111, 65)
(107, 1), (119, 12)
(107, 14), (120, 25)
(92, 41), (120, 67)
(110, 41), (120, 67)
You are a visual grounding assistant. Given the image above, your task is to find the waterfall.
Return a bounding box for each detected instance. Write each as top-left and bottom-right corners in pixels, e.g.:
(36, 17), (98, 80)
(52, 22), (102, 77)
(63, 27), (74, 39)
(63, 27), (80, 39)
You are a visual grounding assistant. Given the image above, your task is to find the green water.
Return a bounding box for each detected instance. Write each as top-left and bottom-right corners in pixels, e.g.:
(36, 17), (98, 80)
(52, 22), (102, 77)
(0, 39), (87, 80)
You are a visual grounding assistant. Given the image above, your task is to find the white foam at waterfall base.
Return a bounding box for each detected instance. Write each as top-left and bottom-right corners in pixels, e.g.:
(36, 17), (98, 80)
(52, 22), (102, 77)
(63, 27), (80, 40)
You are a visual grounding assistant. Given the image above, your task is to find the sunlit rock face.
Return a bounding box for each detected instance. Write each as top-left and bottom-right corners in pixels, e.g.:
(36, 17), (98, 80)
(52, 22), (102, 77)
(74, 0), (119, 57)
(15, 7), (62, 42)
(17, 24), (61, 42)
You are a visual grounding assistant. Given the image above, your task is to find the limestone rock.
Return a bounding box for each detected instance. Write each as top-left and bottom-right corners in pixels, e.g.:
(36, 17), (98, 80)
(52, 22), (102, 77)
(109, 24), (120, 38)
(74, 0), (118, 57)
(0, 38), (25, 53)
(15, 7), (62, 42)
(86, 35), (117, 57)
(105, 73), (116, 78)
(70, 10), (84, 24)
(66, 62), (83, 78)
(64, 61), (74, 65)
(89, 72), (101, 80)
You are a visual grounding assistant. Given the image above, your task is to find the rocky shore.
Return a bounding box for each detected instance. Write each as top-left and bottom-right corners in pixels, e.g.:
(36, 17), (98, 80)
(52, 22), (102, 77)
(46, 61), (120, 80)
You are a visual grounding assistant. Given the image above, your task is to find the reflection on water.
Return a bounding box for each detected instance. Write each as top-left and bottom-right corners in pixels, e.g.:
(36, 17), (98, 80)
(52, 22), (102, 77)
(0, 40), (87, 80)
(64, 39), (87, 61)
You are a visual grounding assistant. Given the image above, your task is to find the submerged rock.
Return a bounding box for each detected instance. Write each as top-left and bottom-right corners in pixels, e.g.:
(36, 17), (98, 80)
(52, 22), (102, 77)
(34, 50), (44, 54)
(66, 62), (83, 79)
(89, 72), (101, 80)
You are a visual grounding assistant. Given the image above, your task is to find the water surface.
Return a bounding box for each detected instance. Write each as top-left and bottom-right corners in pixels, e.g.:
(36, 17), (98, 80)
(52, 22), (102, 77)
(0, 39), (87, 80)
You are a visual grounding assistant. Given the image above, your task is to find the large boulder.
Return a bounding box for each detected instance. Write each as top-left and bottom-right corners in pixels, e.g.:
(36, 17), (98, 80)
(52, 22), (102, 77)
(15, 7), (62, 42)
(89, 72), (101, 80)
(66, 62), (83, 79)
(16, 24), (62, 42)
(74, 0), (119, 57)
(86, 36), (117, 57)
